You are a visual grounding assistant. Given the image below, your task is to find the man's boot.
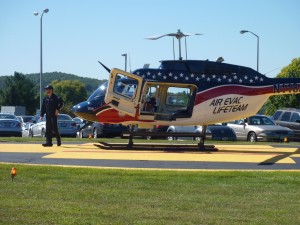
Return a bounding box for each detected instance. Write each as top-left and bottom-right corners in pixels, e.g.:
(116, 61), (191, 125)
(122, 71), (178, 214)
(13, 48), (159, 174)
(57, 137), (61, 146)
(42, 142), (53, 147)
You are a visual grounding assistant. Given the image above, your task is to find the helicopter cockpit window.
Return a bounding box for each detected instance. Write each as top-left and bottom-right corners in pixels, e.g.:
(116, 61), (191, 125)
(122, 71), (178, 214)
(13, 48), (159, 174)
(87, 82), (108, 101)
(166, 87), (190, 107)
(113, 74), (138, 99)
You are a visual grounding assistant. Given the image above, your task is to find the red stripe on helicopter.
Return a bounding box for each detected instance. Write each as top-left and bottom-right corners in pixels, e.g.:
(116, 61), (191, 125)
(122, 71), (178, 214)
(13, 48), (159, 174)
(195, 85), (273, 105)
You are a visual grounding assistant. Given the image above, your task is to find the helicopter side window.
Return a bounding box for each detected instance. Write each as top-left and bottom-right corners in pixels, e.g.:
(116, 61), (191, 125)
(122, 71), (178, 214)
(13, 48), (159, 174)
(138, 82), (196, 121)
(113, 74), (138, 99)
(166, 87), (190, 108)
(141, 85), (159, 113)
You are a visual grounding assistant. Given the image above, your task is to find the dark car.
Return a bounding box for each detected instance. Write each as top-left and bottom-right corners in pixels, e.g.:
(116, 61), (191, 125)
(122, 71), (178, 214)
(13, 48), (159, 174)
(166, 124), (237, 141)
(20, 115), (37, 123)
(272, 108), (300, 141)
(132, 125), (169, 140)
(73, 117), (86, 131)
(79, 122), (129, 138)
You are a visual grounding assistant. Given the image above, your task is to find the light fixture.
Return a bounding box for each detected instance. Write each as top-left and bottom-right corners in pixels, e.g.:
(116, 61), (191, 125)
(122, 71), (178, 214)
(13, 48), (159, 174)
(11, 167), (17, 181)
(216, 57), (224, 63)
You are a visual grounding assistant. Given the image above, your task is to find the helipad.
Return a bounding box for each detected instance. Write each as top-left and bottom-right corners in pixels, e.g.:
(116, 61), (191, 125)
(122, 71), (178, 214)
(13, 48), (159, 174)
(0, 142), (299, 170)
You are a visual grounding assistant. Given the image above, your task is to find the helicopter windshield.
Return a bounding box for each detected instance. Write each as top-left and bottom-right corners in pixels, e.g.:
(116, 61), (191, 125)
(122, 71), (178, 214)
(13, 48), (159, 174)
(87, 82), (108, 101)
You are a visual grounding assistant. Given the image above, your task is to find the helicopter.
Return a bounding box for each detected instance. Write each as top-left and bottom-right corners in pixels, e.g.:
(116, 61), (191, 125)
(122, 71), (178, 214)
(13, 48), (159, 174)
(72, 30), (300, 149)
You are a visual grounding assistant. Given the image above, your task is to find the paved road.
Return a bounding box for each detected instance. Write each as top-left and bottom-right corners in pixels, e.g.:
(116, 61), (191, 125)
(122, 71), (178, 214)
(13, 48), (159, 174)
(0, 142), (299, 170)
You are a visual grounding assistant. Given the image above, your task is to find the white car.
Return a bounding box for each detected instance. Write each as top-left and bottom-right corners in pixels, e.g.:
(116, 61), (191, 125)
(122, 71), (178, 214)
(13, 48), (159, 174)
(30, 114), (78, 137)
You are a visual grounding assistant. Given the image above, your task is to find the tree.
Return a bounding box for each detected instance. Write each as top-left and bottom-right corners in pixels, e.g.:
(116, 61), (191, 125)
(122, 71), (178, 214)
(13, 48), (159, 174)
(0, 72), (38, 114)
(264, 58), (300, 115)
(51, 80), (87, 116)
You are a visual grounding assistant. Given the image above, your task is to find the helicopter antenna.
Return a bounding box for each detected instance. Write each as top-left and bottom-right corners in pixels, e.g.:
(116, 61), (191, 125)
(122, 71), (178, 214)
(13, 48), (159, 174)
(173, 37), (175, 60)
(98, 61), (110, 73)
(129, 53), (132, 73)
(145, 29), (203, 60)
(185, 36), (187, 60)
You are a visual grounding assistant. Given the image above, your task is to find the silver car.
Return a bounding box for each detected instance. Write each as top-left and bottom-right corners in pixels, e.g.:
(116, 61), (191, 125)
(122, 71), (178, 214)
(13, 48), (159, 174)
(227, 115), (294, 142)
(30, 114), (78, 137)
(0, 113), (22, 137)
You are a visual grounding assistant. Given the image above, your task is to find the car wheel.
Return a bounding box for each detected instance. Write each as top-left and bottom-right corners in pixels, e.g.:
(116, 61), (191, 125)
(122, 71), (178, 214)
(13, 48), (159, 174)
(167, 130), (176, 141)
(93, 128), (98, 139)
(41, 129), (45, 138)
(145, 129), (152, 140)
(248, 132), (257, 142)
(79, 131), (84, 138)
(193, 133), (201, 141)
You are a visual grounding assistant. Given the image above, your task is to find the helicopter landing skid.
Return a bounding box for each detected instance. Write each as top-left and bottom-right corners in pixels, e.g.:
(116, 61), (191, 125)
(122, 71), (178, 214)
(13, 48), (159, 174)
(97, 125), (218, 152)
(97, 141), (218, 152)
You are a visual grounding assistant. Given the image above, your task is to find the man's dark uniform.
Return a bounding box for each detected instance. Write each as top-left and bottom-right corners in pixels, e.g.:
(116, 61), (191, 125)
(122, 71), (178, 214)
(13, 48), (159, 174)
(41, 85), (64, 146)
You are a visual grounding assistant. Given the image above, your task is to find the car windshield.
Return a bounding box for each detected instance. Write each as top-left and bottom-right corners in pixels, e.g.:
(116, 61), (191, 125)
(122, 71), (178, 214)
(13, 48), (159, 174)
(58, 115), (72, 121)
(248, 116), (275, 125)
(22, 116), (34, 123)
(0, 114), (17, 120)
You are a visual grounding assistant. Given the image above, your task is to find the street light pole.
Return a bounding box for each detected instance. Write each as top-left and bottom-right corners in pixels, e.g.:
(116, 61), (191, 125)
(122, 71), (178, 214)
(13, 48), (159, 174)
(34, 8), (49, 112)
(121, 53), (127, 71)
(240, 30), (259, 72)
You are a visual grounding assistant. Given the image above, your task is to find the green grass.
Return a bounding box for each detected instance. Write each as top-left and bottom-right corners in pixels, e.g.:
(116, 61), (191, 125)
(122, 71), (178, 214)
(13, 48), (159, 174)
(0, 164), (300, 225)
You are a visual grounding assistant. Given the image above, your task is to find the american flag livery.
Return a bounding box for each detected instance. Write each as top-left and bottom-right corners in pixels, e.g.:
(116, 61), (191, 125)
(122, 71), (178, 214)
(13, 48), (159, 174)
(72, 60), (300, 126)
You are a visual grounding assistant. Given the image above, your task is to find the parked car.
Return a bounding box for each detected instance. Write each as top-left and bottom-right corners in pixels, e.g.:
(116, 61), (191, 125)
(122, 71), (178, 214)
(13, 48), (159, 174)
(17, 115), (37, 133)
(133, 125), (169, 140)
(227, 115), (294, 142)
(166, 124), (236, 141)
(22, 122), (35, 137)
(73, 117), (86, 131)
(29, 114), (78, 137)
(20, 115), (37, 123)
(272, 108), (300, 141)
(0, 113), (22, 137)
(79, 122), (128, 138)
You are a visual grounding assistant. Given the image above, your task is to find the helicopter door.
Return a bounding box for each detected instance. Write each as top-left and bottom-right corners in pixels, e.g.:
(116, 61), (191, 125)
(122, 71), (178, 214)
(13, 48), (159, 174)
(105, 68), (143, 117)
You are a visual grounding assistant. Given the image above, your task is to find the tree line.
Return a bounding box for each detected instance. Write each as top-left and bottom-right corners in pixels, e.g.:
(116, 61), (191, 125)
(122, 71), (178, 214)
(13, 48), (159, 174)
(0, 72), (106, 116)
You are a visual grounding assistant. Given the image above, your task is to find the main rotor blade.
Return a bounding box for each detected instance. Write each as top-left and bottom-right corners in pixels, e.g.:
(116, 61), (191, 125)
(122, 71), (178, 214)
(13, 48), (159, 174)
(146, 32), (203, 40)
(145, 33), (178, 40)
(182, 33), (203, 36)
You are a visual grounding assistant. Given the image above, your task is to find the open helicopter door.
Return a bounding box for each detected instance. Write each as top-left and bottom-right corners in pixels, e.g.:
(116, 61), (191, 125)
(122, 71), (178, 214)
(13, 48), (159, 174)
(105, 68), (143, 117)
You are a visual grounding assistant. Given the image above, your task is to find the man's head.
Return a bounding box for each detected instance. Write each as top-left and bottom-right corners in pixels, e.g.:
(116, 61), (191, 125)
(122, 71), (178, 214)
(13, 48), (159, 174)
(44, 85), (54, 96)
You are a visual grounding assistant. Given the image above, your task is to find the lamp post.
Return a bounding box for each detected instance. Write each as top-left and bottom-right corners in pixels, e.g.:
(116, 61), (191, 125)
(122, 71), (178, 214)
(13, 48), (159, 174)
(121, 53), (127, 71)
(34, 8), (49, 112)
(240, 30), (259, 72)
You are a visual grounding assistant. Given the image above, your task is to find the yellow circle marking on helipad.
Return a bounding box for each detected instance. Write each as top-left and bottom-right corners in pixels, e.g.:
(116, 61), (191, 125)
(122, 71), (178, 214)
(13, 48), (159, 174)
(42, 143), (297, 164)
(0, 143), (298, 165)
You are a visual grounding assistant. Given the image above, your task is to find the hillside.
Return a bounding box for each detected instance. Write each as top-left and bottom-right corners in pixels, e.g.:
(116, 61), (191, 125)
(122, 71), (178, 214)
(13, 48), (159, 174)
(0, 72), (107, 96)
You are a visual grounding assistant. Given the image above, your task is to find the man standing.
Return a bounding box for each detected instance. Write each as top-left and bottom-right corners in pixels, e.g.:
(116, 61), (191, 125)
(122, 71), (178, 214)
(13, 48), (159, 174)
(40, 85), (64, 147)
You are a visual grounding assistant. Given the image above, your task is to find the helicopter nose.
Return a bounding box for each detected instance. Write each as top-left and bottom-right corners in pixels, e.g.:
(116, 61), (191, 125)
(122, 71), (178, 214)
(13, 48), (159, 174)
(72, 101), (98, 122)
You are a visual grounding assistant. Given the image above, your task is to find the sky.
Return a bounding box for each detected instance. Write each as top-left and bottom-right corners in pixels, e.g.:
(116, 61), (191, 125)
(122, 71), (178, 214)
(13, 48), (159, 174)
(0, 0), (299, 80)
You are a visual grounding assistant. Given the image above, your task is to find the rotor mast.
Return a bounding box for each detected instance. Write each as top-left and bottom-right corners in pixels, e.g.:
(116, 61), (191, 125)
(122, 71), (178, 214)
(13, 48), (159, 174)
(145, 29), (202, 61)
